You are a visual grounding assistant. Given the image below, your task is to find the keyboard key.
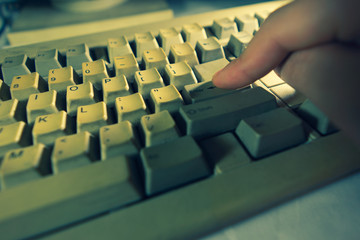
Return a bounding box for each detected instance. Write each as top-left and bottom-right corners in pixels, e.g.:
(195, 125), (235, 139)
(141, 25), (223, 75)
(195, 36), (225, 63)
(235, 14), (259, 35)
(51, 131), (98, 173)
(297, 99), (338, 135)
(32, 111), (74, 146)
(199, 133), (251, 175)
(193, 58), (229, 82)
(181, 23), (207, 48)
(107, 37), (133, 65)
(77, 102), (109, 135)
(35, 49), (64, 78)
(159, 27), (184, 56)
(164, 61), (197, 91)
(82, 59), (109, 91)
(114, 54), (140, 84)
(0, 121), (31, 159)
(228, 31), (253, 57)
(149, 84), (183, 114)
(259, 70), (284, 87)
(26, 90), (64, 125)
(212, 17), (238, 39)
(0, 99), (25, 126)
(236, 108), (307, 158)
(134, 32), (159, 59)
(99, 121), (139, 160)
(255, 10), (270, 26)
(0, 144), (51, 189)
(10, 72), (48, 103)
(142, 48), (169, 75)
(169, 42), (199, 68)
(270, 83), (306, 108)
(179, 87), (277, 139)
(102, 75), (131, 107)
(66, 43), (92, 73)
(1, 54), (34, 85)
(140, 136), (210, 195)
(66, 82), (98, 117)
(182, 81), (246, 104)
(141, 110), (179, 147)
(0, 79), (11, 101)
(115, 93), (148, 125)
(48, 66), (80, 95)
(134, 68), (165, 99)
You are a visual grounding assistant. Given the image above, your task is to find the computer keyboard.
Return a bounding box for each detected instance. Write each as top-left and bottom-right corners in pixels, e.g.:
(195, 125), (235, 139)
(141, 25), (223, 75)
(0, 1), (359, 239)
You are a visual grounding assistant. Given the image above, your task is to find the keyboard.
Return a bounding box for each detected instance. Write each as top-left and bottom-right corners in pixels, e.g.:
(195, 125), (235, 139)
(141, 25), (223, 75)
(0, 1), (359, 239)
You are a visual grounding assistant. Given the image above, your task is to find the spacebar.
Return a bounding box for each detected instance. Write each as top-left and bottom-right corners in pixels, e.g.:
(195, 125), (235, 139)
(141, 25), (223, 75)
(44, 132), (360, 240)
(0, 157), (142, 240)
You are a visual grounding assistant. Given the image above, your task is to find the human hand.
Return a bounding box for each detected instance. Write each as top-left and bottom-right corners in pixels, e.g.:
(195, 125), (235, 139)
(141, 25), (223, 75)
(212, 0), (360, 146)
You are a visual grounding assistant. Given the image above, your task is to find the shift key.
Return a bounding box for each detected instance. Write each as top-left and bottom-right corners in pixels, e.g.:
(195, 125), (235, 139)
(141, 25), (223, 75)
(179, 87), (277, 139)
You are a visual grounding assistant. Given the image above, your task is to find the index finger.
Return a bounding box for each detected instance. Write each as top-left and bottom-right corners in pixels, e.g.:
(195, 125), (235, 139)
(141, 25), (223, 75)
(212, 0), (347, 89)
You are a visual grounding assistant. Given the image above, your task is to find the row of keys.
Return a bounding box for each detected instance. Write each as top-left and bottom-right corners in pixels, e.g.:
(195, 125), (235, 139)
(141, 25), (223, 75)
(0, 75), (239, 129)
(0, 86), (337, 193)
(1, 15), (259, 85)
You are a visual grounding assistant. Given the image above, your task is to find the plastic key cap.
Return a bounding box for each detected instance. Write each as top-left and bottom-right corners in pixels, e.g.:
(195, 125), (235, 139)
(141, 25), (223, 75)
(32, 110), (74, 146)
(107, 37), (133, 65)
(228, 31), (253, 57)
(35, 49), (63, 78)
(236, 108), (307, 158)
(140, 110), (179, 147)
(26, 90), (63, 125)
(195, 36), (225, 63)
(51, 131), (98, 173)
(134, 68), (165, 99)
(76, 102), (109, 135)
(182, 81), (245, 104)
(1, 54), (33, 85)
(140, 135), (210, 195)
(82, 59), (109, 91)
(169, 42), (199, 68)
(212, 17), (238, 39)
(66, 82), (98, 117)
(235, 14), (259, 35)
(134, 32), (159, 59)
(99, 121), (139, 160)
(164, 62), (197, 91)
(0, 144), (50, 189)
(115, 93), (148, 125)
(159, 28), (184, 56)
(0, 99), (25, 126)
(10, 72), (48, 103)
(48, 66), (80, 95)
(193, 58), (229, 82)
(114, 54), (140, 84)
(181, 23), (207, 48)
(179, 87), (277, 139)
(142, 48), (169, 75)
(102, 75), (131, 107)
(66, 43), (92, 73)
(149, 84), (183, 114)
(0, 121), (31, 159)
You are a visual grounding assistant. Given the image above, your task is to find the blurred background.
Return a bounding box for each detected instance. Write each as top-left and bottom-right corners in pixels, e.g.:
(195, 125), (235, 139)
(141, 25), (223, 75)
(0, 0), (270, 47)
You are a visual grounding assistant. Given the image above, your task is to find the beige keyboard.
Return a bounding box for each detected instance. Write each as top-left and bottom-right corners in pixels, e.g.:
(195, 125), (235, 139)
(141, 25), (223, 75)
(0, 1), (359, 239)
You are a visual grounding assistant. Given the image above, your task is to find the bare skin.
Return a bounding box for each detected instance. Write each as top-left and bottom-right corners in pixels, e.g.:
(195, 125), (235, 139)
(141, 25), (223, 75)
(212, 0), (360, 146)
